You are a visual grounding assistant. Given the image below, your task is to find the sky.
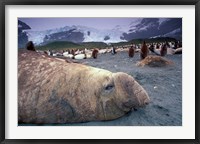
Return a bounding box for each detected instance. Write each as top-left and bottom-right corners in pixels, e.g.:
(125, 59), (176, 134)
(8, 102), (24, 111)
(18, 18), (143, 31)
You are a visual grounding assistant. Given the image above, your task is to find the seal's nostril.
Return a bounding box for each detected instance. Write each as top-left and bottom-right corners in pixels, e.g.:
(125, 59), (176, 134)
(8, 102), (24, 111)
(144, 98), (150, 105)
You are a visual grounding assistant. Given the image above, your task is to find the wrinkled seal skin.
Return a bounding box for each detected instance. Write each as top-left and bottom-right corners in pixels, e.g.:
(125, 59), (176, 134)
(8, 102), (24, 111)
(18, 50), (150, 124)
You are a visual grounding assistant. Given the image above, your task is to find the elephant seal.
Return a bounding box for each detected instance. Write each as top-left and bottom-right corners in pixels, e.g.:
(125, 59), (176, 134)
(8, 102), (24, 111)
(18, 50), (150, 124)
(136, 55), (173, 67)
(74, 54), (86, 59)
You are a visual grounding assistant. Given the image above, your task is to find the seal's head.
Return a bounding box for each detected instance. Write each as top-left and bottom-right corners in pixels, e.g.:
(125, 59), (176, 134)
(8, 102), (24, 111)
(94, 71), (150, 120)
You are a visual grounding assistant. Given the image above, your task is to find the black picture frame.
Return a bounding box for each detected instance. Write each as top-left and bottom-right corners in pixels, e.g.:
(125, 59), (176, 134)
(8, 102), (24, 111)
(0, 0), (199, 143)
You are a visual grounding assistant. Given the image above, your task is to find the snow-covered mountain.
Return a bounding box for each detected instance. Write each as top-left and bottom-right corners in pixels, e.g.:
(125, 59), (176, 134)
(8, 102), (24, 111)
(22, 25), (126, 46)
(18, 20), (31, 48)
(150, 28), (182, 39)
(122, 18), (182, 41)
(18, 18), (182, 48)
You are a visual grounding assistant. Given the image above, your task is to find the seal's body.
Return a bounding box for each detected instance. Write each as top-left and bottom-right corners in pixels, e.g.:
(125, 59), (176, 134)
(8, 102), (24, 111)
(18, 50), (150, 124)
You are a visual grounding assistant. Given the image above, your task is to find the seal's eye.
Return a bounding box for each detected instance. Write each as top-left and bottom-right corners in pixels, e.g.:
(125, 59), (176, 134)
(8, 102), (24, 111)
(105, 84), (114, 90)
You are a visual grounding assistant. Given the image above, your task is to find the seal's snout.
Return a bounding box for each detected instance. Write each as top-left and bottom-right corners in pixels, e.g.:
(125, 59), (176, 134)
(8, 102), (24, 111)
(142, 96), (150, 106)
(136, 88), (150, 107)
(144, 97), (150, 105)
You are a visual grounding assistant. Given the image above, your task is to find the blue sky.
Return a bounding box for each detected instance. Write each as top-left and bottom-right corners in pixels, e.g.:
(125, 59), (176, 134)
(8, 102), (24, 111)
(18, 18), (143, 31)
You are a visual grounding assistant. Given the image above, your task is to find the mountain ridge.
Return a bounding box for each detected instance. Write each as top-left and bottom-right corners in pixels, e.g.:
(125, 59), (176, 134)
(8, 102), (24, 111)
(18, 18), (182, 48)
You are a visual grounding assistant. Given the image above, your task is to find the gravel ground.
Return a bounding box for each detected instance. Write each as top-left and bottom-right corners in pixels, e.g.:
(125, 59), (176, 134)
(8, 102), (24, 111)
(20, 50), (182, 126)
(60, 51), (182, 126)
